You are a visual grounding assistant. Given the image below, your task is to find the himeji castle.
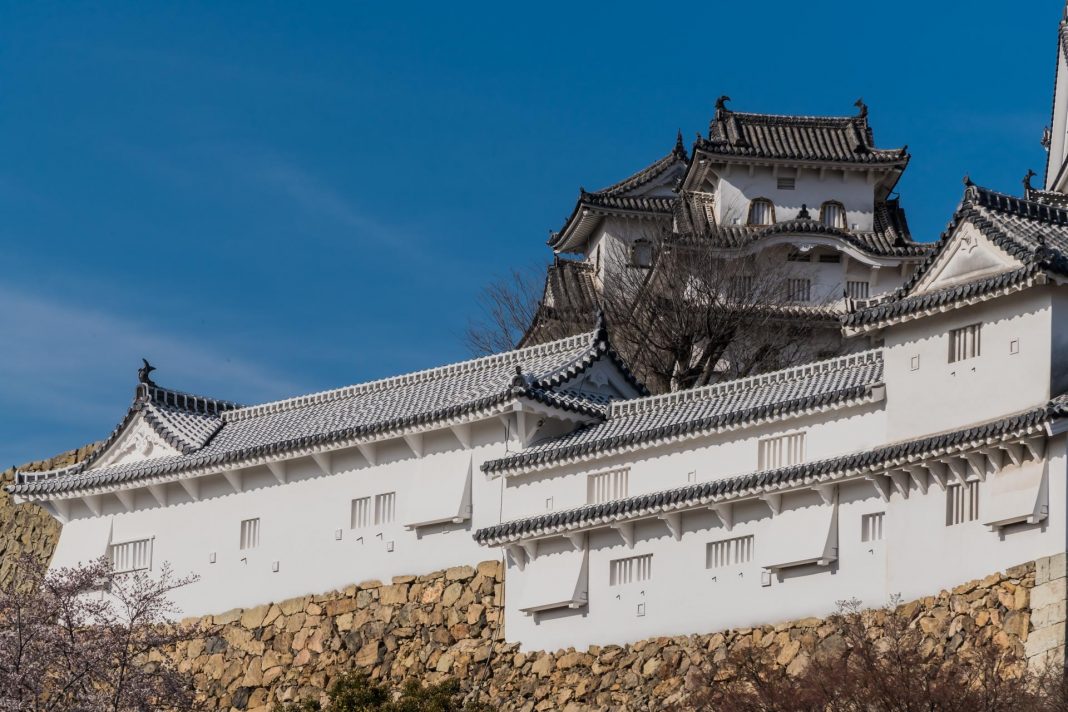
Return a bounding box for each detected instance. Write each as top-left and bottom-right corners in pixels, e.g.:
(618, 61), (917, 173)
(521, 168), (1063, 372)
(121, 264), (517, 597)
(12, 5), (1068, 655)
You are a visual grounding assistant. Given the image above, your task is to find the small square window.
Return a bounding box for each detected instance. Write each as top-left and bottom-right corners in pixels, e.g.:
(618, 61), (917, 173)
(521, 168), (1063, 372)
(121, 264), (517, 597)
(636, 603), (647, 617)
(910, 355), (920, 371)
(687, 471), (698, 484)
(1010, 339), (1020, 355)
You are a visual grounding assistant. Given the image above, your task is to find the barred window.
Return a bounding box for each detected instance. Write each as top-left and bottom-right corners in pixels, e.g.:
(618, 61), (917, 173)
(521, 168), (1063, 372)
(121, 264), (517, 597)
(706, 535), (754, 569)
(240, 518), (260, 550)
(610, 554), (653, 586)
(351, 497), (372, 529)
(846, 281), (870, 299)
(786, 278), (811, 303)
(820, 201), (846, 229)
(731, 275), (756, 297)
(861, 513), (885, 542)
(748, 199), (775, 226)
(374, 492), (396, 526)
(946, 482), (979, 526)
(949, 324), (982, 363)
(588, 468), (629, 504)
(777, 177), (796, 190)
(758, 432), (806, 470)
(109, 538), (153, 573)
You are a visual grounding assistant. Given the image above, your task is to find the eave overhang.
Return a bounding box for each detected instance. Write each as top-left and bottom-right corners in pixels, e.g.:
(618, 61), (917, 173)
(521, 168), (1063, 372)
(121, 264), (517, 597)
(475, 404), (1056, 546)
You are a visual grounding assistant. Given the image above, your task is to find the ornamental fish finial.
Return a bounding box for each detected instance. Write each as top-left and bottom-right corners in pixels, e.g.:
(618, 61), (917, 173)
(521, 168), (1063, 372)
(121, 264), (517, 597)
(715, 95), (731, 113)
(854, 98), (868, 118)
(1024, 169), (1037, 194)
(138, 358), (157, 387)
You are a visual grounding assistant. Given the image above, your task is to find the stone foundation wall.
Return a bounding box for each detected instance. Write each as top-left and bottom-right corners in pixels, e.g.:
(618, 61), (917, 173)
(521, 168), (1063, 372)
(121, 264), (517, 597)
(175, 556), (1064, 712)
(0, 445), (95, 587)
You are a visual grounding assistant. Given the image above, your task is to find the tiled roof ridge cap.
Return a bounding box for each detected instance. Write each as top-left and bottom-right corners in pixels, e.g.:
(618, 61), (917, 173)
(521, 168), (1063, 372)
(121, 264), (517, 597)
(593, 140), (688, 197)
(969, 184), (1068, 225)
(140, 384), (242, 415)
(225, 332), (597, 423)
(608, 349), (882, 418)
(718, 110), (866, 126)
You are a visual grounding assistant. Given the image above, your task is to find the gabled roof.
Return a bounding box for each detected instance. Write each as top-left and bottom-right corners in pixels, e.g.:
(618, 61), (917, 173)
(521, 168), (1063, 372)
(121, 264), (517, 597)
(475, 394), (1065, 545)
(549, 135), (688, 253)
(483, 349), (884, 476)
(845, 184), (1068, 330)
(35, 384), (241, 480)
(697, 100), (909, 167)
(10, 325), (647, 497)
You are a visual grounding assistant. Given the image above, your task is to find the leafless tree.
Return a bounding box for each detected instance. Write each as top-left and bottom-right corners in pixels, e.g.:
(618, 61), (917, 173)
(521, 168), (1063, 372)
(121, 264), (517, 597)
(0, 555), (200, 711)
(679, 598), (1068, 712)
(466, 225), (840, 393)
(601, 235), (838, 393)
(464, 264), (552, 356)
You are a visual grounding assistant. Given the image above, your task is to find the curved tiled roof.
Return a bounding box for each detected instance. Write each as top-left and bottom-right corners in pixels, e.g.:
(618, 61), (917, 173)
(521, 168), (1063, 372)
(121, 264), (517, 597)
(10, 325), (647, 497)
(700, 106), (909, 166)
(845, 184), (1068, 328)
(475, 395), (1067, 544)
(549, 137), (688, 251)
(483, 350), (884, 475)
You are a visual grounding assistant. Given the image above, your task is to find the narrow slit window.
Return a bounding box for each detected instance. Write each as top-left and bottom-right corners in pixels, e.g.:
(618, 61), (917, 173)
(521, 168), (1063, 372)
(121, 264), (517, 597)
(108, 538), (153, 573)
(706, 535), (754, 569)
(758, 432), (806, 470)
(374, 492), (396, 526)
(588, 468), (629, 504)
(786, 278), (811, 303)
(946, 482), (980, 526)
(240, 518), (260, 550)
(610, 554), (653, 586)
(948, 324), (982, 363)
(351, 497), (372, 529)
(846, 281), (870, 299)
(861, 513), (885, 542)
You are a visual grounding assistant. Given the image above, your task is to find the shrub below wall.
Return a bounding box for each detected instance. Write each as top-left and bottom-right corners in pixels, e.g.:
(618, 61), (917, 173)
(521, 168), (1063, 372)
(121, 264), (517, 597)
(175, 558), (1059, 712)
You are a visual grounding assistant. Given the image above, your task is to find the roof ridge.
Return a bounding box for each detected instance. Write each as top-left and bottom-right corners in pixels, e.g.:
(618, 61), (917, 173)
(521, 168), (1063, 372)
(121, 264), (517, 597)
(225, 331), (598, 423)
(141, 384), (242, 415)
(968, 184), (1068, 225)
(608, 349), (882, 419)
(594, 141), (687, 196)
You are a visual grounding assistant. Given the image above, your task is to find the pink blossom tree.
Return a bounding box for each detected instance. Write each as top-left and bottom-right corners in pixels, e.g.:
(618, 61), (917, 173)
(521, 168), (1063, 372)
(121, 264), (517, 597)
(0, 555), (199, 711)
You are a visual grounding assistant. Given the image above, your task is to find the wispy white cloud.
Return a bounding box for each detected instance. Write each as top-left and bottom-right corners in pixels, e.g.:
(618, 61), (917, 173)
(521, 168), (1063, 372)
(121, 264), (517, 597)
(0, 284), (305, 434)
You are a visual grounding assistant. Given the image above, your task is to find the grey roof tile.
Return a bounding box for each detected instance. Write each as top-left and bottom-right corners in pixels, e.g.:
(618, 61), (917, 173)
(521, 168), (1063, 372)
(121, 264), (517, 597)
(700, 106), (908, 166)
(475, 396), (1066, 544)
(10, 325), (645, 497)
(482, 350), (884, 475)
(845, 185), (1068, 328)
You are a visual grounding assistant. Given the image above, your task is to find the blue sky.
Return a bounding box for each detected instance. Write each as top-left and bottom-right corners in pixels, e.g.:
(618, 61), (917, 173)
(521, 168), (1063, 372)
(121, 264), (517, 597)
(0, 0), (1062, 467)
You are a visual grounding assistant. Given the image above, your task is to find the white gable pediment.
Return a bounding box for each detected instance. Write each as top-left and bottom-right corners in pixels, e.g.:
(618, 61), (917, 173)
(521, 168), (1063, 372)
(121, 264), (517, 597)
(911, 222), (1023, 296)
(90, 413), (181, 470)
(559, 358), (639, 402)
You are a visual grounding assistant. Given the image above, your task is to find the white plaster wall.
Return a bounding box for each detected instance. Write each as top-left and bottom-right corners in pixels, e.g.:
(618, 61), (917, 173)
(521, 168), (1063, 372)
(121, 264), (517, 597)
(882, 289), (1053, 442)
(501, 402), (887, 523)
(712, 165), (876, 230)
(505, 440), (1066, 651)
(48, 421), (513, 618)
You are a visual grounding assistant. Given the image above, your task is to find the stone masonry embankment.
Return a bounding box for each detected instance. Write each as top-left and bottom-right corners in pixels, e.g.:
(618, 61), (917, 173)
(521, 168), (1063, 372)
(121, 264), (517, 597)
(175, 556), (1065, 711)
(0, 445), (95, 587)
